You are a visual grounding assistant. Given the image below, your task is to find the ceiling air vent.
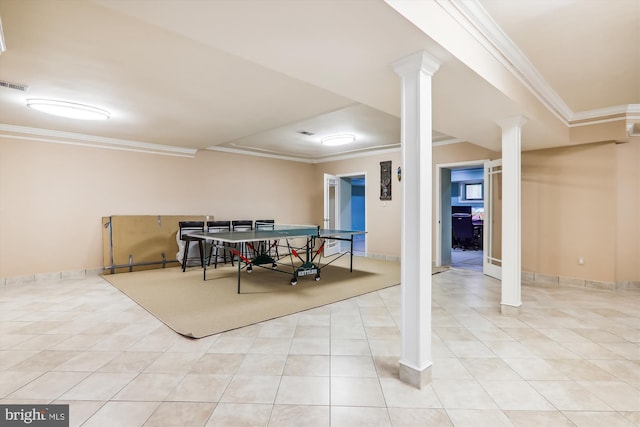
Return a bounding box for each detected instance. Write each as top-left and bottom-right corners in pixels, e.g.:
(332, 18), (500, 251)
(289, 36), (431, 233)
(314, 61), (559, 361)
(298, 130), (315, 136)
(0, 79), (29, 92)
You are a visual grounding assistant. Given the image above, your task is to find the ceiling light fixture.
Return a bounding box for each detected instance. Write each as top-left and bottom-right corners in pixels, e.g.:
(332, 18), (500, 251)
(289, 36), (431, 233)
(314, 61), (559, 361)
(26, 99), (110, 120)
(320, 134), (355, 146)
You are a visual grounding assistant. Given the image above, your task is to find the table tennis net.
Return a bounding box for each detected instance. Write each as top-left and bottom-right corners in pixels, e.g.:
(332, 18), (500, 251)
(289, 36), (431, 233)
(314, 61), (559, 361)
(254, 223), (320, 236)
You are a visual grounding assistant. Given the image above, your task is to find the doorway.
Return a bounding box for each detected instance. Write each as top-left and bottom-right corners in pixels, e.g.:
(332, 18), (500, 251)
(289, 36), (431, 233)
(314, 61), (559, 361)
(323, 173), (366, 256)
(346, 175), (366, 256)
(436, 161), (486, 272)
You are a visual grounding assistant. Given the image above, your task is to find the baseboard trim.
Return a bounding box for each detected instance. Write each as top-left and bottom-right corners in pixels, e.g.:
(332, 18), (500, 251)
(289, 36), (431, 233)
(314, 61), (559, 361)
(522, 271), (639, 292)
(366, 253), (401, 262)
(1, 268), (103, 286)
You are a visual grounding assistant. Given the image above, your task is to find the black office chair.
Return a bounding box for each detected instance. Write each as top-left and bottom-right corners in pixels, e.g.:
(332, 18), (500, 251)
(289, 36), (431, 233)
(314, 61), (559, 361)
(206, 220), (232, 268)
(451, 213), (478, 250)
(231, 220), (253, 260)
(178, 221), (205, 271)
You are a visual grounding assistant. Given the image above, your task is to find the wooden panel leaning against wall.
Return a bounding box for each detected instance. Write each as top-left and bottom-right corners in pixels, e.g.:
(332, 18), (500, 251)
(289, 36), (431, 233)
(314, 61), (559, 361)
(102, 215), (210, 274)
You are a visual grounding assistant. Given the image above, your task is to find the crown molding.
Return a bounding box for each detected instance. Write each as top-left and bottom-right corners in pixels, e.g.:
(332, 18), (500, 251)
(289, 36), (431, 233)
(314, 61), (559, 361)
(570, 105), (632, 126)
(628, 123), (640, 136)
(571, 105), (629, 122)
(206, 145), (315, 163)
(625, 103), (640, 119)
(392, 50), (442, 77)
(387, 0), (637, 134)
(0, 124), (197, 157)
(440, 0), (640, 131)
(442, 0), (573, 124)
(312, 146), (401, 164)
(1, 122), (400, 163)
(207, 143), (402, 164)
(568, 104), (640, 128)
(432, 137), (465, 147)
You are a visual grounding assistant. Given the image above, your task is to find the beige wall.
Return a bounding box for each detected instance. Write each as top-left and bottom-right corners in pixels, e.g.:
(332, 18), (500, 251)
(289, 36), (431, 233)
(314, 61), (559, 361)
(2, 135), (637, 284)
(522, 141), (639, 284)
(314, 143), (500, 260)
(615, 141), (640, 283)
(431, 140), (638, 284)
(0, 137), (315, 278)
(432, 142), (499, 166)
(312, 151), (402, 259)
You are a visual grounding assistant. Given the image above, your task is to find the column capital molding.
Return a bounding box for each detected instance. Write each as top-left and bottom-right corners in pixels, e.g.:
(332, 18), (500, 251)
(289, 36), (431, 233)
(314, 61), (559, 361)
(392, 50), (441, 78)
(497, 115), (528, 129)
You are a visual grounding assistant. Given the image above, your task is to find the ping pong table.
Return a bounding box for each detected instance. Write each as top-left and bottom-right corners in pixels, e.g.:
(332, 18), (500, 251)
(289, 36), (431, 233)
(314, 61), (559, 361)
(186, 223), (365, 293)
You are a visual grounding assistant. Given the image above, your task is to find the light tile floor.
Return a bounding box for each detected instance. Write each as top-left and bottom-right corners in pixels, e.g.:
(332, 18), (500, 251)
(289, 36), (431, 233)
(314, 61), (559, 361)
(0, 268), (638, 426)
(450, 248), (483, 272)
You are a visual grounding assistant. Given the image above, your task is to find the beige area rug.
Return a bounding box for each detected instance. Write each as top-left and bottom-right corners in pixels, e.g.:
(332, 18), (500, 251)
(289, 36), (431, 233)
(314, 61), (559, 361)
(103, 256), (401, 338)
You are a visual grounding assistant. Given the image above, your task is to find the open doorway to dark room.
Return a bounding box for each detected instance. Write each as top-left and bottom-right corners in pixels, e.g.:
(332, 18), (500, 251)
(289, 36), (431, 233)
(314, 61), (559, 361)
(448, 167), (484, 271)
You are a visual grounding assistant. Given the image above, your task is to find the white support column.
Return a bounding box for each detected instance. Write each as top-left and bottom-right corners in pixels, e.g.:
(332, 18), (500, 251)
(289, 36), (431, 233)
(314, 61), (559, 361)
(392, 51), (441, 388)
(497, 116), (527, 316)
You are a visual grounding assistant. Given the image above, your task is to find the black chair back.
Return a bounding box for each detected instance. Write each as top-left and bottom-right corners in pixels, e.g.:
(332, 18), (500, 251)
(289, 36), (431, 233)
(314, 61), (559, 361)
(179, 221), (204, 240)
(232, 220), (253, 231)
(207, 220), (231, 232)
(255, 219), (275, 230)
(452, 214), (474, 241)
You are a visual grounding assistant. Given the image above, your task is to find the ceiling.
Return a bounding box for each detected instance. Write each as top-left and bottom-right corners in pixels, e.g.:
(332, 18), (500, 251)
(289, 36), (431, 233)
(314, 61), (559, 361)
(0, 0), (638, 162)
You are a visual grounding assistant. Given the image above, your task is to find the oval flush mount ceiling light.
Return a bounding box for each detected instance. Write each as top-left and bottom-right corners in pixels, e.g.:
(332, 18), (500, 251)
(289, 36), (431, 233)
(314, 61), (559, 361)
(26, 99), (110, 120)
(320, 134), (355, 146)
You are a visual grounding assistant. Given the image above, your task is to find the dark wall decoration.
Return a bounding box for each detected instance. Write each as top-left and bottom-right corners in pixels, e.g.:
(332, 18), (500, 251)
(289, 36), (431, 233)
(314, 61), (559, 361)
(380, 160), (392, 200)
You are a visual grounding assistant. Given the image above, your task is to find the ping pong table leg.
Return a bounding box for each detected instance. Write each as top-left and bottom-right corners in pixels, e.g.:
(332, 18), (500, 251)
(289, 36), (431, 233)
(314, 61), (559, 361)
(349, 235), (354, 272)
(200, 240), (207, 281)
(237, 255), (242, 294)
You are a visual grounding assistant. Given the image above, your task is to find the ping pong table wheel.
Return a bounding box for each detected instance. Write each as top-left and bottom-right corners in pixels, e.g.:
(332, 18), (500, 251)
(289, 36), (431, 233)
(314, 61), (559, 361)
(247, 265), (253, 273)
(272, 263), (277, 269)
(290, 278), (297, 286)
(314, 274), (321, 281)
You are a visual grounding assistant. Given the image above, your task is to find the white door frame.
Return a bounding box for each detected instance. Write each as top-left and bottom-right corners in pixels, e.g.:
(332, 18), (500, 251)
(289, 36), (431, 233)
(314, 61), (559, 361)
(323, 172), (367, 255)
(484, 159), (502, 279)
(323, 173), (340, 256)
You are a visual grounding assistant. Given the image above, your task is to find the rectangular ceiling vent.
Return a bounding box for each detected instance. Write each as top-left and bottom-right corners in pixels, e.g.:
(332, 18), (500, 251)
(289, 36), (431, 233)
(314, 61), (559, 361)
(0, 80), (29, 92)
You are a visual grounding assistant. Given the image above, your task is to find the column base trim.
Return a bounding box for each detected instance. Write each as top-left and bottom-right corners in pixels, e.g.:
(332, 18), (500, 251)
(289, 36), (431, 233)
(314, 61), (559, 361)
(501, 304), (520, 316)
(399, 361), (432, 389)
